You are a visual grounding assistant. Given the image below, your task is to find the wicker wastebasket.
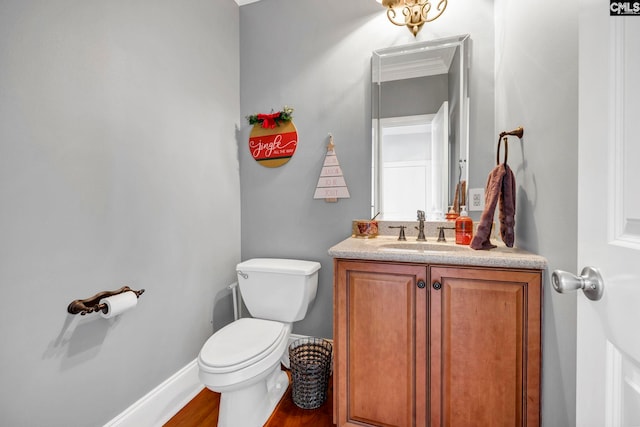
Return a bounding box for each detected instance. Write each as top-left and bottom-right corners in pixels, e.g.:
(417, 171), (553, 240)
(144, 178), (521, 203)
(288, 337), (333, 409)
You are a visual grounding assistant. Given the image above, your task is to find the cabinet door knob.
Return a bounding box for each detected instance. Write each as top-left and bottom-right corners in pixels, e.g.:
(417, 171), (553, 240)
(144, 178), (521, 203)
(417, 280), (426, 289)
(432, 281), (442, 290)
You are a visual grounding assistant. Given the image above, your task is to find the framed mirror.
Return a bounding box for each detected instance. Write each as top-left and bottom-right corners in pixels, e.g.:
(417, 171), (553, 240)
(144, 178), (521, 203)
(372, 34), (470, 220)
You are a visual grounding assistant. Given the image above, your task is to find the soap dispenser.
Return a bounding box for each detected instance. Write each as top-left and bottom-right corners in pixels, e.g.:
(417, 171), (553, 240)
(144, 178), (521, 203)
(455, 205), (473, 245)
(445, 205), (459, 221)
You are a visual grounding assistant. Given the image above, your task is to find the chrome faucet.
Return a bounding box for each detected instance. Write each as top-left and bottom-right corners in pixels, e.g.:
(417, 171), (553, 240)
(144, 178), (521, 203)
(416, 210), (426, 241)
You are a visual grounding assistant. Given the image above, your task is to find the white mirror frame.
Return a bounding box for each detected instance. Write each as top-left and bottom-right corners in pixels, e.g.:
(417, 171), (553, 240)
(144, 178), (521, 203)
(372, 34), (470, 220)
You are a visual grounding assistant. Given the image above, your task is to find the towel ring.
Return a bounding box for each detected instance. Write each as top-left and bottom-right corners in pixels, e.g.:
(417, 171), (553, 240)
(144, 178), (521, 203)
(496, 127), (523, 165)
(497, 136), (508, 165)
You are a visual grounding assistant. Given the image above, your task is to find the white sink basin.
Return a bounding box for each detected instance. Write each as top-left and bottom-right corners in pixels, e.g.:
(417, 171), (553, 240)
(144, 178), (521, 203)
(379, 242), (470, 252)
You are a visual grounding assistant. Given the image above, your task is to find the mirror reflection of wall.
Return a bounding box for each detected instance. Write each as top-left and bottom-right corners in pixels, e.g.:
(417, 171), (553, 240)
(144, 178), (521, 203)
(372, 35), (469, 221)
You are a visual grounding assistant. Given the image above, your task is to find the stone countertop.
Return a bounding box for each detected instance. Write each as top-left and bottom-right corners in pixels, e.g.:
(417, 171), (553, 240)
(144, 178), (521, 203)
(328, 235), (547, 270)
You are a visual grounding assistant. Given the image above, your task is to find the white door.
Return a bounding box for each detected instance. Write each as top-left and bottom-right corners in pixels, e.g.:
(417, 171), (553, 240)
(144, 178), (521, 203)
(561, 2), (640, 425)
(431, 101), (449, 218)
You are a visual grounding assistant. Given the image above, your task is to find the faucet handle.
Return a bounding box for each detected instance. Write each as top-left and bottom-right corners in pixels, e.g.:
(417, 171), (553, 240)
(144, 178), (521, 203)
(389, 225), (407, 241)
(437, 226), (456, 242)
(417, 210), (425, 221)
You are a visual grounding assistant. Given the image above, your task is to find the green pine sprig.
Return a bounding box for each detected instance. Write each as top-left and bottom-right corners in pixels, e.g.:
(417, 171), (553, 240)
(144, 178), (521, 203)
(246, 106), (294, 126)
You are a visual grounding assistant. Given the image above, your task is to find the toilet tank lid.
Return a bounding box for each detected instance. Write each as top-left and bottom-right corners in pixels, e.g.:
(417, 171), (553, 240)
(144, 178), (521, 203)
(237, 258), (321, 275)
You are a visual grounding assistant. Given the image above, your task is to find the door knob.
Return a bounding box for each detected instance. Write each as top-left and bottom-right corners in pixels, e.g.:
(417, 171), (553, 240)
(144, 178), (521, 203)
(551, 267), (604, 301)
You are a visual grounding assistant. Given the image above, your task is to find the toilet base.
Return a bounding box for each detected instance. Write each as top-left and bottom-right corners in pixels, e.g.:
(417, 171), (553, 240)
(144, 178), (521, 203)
(217, 364), (289, 427)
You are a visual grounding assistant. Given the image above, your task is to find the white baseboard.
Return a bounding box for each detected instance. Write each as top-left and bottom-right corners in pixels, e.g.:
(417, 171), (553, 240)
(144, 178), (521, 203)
(104, 335), (333, 427)
(104, 359), (203, 427)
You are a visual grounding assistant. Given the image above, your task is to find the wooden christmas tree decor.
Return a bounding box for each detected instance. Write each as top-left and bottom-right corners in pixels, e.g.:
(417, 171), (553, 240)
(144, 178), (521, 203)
(314, 134), (350, 203)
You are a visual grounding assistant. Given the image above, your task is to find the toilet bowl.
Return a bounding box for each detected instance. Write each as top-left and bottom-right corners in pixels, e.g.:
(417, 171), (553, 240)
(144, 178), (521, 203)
(199, 318), (291, 426)
(198, 258), (321, 427)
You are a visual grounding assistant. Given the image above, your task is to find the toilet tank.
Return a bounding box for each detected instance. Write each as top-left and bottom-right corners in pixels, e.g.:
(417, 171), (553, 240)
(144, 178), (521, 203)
(236, 258), (321, 323)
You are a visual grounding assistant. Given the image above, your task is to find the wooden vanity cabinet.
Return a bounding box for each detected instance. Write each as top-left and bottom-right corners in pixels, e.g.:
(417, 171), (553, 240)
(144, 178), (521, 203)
(334, 259), (542, 427)
(429, 266), (542, 427)
(334, 260), (428, 427)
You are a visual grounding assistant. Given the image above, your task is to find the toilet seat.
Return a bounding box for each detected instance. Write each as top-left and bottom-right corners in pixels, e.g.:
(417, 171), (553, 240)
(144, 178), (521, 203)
(198, 318), (288, 374)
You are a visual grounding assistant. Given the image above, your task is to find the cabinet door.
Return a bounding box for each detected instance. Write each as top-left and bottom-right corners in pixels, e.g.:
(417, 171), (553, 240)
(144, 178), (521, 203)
(429, 266), (541, 427)
(335, 260), (427, 427)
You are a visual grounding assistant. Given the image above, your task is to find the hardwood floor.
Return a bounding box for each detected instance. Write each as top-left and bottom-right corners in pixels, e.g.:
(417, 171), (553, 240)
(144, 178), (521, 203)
(164, 370), (334, 427)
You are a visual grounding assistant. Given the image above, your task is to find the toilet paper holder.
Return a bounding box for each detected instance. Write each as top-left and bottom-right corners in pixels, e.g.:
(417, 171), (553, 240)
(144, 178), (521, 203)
(67, 286), (145, 315)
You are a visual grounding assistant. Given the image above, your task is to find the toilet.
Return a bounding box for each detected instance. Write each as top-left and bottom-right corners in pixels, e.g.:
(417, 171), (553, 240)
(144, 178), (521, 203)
(198, 258), (321, 427)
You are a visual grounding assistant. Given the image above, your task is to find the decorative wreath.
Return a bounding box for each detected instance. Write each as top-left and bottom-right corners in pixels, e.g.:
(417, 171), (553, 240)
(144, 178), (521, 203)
(246, 106), (294, 129)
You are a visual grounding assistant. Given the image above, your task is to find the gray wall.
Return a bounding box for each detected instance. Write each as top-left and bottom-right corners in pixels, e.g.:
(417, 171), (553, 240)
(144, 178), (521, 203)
(0, 1), (241, 425)
(495, 0), (578, 426)
(0, 0), (578, 425)
(377, 75), (449, 119)
(239, 0), (495, 340)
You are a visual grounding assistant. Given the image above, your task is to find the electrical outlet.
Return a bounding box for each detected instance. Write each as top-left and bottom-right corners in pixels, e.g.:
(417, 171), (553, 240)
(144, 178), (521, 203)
(468, 188), (485, 211)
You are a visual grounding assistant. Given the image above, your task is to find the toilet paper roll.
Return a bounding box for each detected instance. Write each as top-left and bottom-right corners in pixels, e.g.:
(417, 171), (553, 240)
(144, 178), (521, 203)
(100, 291), (138, 319)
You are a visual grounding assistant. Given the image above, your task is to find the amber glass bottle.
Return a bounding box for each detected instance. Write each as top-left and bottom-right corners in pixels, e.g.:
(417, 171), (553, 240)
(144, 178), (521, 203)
(455, 206), (473, 245)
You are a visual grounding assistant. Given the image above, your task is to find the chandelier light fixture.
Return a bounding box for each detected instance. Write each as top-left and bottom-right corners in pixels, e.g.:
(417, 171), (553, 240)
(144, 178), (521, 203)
(377, 0), (448, 37)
